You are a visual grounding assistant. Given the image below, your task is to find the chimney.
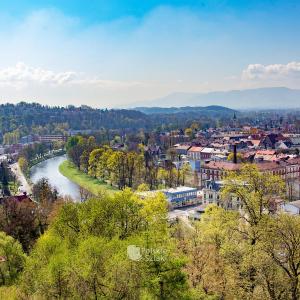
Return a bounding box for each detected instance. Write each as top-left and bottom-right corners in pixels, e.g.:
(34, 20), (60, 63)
(233, 144), (237, 164)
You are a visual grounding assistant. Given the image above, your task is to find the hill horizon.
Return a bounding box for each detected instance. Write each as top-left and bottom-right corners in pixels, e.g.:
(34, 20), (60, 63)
(130, 87), (300, 110)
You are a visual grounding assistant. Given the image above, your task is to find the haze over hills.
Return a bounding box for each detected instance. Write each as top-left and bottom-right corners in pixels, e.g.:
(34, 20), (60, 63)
(134, 105), (236, 115)
(133, 87), (300, 110)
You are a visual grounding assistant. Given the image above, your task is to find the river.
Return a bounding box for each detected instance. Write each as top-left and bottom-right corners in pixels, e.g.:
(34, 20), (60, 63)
(30, 155), (80, 200)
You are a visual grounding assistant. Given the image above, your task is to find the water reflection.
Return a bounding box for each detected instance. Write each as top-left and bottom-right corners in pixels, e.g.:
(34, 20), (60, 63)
(30, 155), (80, 200)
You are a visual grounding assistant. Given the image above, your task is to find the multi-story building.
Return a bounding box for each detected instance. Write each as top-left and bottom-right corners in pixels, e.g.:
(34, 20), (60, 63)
(187, 146), (203, 160)
(164, 186), (199, 208)
(202, 180), (242, 210)
(137, 186), (200, 209)
(39, 135), (68, 143)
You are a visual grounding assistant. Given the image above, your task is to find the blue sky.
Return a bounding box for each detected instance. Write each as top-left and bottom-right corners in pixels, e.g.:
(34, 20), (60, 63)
(0, 0), (299, 107)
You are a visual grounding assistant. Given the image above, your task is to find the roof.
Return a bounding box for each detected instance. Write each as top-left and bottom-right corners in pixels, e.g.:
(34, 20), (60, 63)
(165, 186), (197, 194)
(203, 160), (294, 172)
(188, 146), (204, 152)
(256, 150), (276, 155)
(201, 147), (215, 153)
(0, 194), (33, 204)
(174, 144), (191, 150)
(203, 161), (242, 171)
(249, 140), (261, 147)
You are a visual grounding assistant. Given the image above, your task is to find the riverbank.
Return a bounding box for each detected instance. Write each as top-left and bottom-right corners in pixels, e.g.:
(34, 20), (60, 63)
(59, 160), (117, 195)
(29, 149), (66, 169)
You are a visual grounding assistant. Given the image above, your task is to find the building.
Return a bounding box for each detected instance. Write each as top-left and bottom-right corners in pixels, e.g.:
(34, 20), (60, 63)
(173, 144), (192, 156)
(187, 146), (203, 160)
(199, 158), (300, 187)
(164, 186), (199, 208)
(137, 186), (200, 209)
(20, 134), (39, 145)
(39, 135), (68, 143)
(202, 180), (242, 210)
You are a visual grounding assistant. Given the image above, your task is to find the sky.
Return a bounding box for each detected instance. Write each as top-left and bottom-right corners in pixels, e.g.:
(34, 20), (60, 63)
(0, 0), (300, 108)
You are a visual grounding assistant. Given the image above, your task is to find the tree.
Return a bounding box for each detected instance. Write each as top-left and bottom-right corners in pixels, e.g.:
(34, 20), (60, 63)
(177, 166), (289, 300)
(32, 178), (59, 235)
(88, 148), (105, 178)
(0, 162), (10, 196)
(180, 163), (191, 186)
(0, 198), (39, 252)
(263, 214), (300, 300)
(18, 157), (29, 175)
(21, 190), (190, 299)
(222, 164), (285, 236)
(0, 232), (26, 286)
(227, 152), (245, 163)
(184, 128), (193, 139)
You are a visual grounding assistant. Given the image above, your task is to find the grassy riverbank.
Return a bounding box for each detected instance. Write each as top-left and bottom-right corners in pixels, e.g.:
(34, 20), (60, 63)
(59, 160), (117, 195)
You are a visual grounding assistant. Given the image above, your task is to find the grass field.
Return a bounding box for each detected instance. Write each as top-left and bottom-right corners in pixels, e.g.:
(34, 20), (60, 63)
(59, 160), (117, 195)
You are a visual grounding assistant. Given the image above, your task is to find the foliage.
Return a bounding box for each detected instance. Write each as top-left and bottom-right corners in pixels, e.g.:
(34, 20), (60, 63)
(0, 198), (40, 252)
(18, 157), (29, 175)
(227, 152), (245, 162)
(0, 161), (12, 196)
(0, 232), (26, 286)
(21, 189), (190, 299)
(175, 165), (298, 300)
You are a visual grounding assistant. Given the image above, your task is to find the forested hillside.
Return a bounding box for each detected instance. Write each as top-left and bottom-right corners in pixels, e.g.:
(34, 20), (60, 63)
(0, 102), (236, 143)
(0, 102), (149, 135)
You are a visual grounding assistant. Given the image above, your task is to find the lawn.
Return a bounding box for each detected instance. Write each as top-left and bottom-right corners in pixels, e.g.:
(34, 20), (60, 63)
(59, 160), (117, 196)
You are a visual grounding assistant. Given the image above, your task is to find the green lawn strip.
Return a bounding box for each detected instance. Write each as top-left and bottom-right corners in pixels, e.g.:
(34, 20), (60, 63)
(8, 181), (19, 195)
(59, 160), (117, 195)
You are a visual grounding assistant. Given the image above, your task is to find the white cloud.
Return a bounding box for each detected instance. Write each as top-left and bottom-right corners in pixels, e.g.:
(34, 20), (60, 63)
(0, 62), (142, 89)
(242, 62), (300, 80)
(0, 62), (76, 87)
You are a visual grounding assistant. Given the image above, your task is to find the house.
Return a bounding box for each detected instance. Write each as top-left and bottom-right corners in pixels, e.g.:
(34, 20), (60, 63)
(200, 147), (215, 160)
(202, 179), (242, 210)
(259, 133), (288, 149)
(187, 146), (203, 160)
(0, 193), (33, 205)
(254, 150), (276, 162)
(173, 144), (192, 156)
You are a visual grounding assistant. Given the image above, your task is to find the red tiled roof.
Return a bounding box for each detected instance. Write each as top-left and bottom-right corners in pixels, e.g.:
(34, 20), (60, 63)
(256, 150), (276, 155)
(203, 159), (300, 172)
(188, 146), (204, 152)
(204, 161), (242, 171)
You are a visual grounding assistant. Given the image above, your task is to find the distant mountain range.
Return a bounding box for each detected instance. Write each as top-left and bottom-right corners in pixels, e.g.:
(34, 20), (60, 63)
(133, 87), (300, 109)
(134, 105), (235, 115)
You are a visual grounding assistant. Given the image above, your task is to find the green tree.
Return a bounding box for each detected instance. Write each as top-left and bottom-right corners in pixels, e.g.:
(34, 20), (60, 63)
(21, 189), (190, 299)
(18, 157), (28, 175)
(0, 232), (26, 286)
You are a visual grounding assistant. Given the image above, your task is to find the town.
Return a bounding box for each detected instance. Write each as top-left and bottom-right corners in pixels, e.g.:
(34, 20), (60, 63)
(1, 0), (300, 298)
(1, 105), (300, 218)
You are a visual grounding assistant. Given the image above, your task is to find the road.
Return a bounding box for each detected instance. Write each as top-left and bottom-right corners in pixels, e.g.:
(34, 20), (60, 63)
(10, 163), (32, 195)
